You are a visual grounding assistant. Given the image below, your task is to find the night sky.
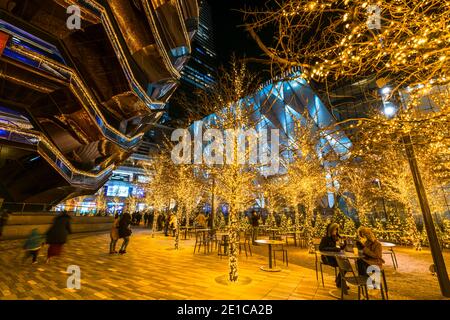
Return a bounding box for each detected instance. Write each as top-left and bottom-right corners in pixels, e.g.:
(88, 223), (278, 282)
(208, 0), (266, 69)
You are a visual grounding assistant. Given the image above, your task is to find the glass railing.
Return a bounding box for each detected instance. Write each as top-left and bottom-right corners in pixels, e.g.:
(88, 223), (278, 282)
(179, 0), (199, 38)
(0, 123), (113, 188)
(5, 44), (144, 149)
(144, 0), (191, 71)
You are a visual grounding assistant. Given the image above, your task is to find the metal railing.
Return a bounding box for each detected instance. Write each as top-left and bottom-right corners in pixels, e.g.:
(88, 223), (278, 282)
(0, 123), (113, 188)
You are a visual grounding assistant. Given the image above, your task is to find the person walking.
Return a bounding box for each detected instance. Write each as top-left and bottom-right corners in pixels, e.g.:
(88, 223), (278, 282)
(149, 211), (154, 229)
(143, 211), (149, 227)
(23, 228), (44, 264)
(169, 213), (177, 237)
(164, 213), (171, 236)
(109, 214), (120, 254)
(118, 212), (132, 254)
(251, 211), (260, 245)
(46, 211), (72, 263)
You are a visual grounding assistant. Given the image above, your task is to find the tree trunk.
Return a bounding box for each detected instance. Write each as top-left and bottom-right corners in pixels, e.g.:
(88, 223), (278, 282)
(175, 208), (181, 250)
(294, 205), (300, 233)
(304, 205), (314, 253)
(152, 210), (158, 238)
(228, 208), (239, 282)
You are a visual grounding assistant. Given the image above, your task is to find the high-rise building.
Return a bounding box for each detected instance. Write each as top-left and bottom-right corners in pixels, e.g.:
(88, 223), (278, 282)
(167, 0), (218, 125)
(180, 0), (217, 92)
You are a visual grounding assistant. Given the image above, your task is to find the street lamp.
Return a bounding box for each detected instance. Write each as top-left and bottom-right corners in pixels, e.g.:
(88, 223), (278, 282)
(386, 89), (450, 297)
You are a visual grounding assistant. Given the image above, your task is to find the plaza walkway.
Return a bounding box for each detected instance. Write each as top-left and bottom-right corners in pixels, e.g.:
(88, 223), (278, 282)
(0, 228), (449, 300)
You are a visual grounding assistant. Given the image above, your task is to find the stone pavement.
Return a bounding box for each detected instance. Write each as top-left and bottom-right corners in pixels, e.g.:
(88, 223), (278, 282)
(0, 228), (448, 300)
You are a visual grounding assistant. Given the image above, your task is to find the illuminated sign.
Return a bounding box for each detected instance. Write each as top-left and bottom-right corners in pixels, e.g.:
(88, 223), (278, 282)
(0, 32), (9, 56)
(106, 185), (130, 197)
(137, 175), (150, 183)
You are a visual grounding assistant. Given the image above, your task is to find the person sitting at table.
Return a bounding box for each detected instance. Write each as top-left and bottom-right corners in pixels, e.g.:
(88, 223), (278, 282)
(355, 227), (385, 277)
(319, 223), (348, 291)
(195, 212), (207, 228)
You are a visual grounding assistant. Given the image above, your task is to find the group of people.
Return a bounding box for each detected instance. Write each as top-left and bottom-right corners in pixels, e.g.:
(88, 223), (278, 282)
(109, 212), (133, 254)
(129, 211), (155, 227)
(21, 211), (72, 264)
(17, 210), (134, 264)
(319, 223), (385, 295)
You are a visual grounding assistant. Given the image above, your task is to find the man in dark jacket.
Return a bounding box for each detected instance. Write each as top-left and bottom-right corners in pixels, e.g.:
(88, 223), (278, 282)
(118, 212), (132, 254)
(46, 211), (72, 262)
(143, 212), (149, 227)
(164, 213), (171, 236)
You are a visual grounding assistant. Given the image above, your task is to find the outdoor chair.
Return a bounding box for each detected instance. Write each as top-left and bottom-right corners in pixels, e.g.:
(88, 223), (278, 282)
(382, 248), (399, 270)
(238, 232), (252, 257)
(208, 232), (219, 252)
(217, 235), (229, 259)
(335, 255), (370, 300)
(335, 256), (389, 300)
(273, 242), (288, 267)
(313, 244), (337, 287)
(193, 231), (209, 254)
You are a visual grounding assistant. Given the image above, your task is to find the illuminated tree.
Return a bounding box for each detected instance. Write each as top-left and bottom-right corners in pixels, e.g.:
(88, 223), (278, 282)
(142, 152), (172, 238)
(244, 0), (450, 93)
(193, 60), (261, 282)
(95, 190), (107, 215)
(335, 161), (377, 227)
(279, 115), (328, 252)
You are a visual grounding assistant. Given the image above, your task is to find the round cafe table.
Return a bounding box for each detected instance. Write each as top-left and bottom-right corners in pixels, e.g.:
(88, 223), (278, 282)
(255, 239), (285, 272)
(380, 242), (398, 270)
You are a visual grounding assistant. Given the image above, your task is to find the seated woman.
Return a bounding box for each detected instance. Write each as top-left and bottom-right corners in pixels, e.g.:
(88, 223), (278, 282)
(319, 223), (348, 291)
(355, 227), (385, 276)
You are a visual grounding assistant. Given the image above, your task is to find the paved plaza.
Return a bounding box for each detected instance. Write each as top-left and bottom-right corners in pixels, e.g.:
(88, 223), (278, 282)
(0, 228), (449, 300)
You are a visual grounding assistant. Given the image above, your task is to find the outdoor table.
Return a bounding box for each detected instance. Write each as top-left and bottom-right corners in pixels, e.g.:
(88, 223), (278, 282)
(380, 242), (396, 248)
(255, 239), (285, 272)
(380, 242), (398, 270)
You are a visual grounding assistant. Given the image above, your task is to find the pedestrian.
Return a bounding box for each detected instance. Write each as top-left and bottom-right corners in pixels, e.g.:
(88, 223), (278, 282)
(46, 211), (72, 263)
(157, 213), (163, 231)
(169, 213), (177, 237)
(251, 211), (259, 245)
(149, 211), (154, 228)
(118, 212), (132, 254)
(0, 210), (11, 238)
(143, 211), (149, 227)
(164, 213), (171, 236)
(195, 212), (207, 228)
(23, 228), (44, 264)
(109, 214), (120, 254)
